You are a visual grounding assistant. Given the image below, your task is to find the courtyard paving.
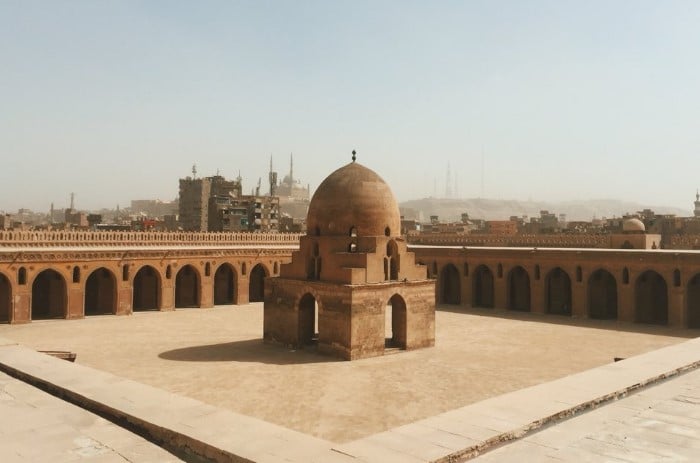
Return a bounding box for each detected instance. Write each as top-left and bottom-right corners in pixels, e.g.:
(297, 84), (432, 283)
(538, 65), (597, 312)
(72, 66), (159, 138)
(0, 304), (695, 444)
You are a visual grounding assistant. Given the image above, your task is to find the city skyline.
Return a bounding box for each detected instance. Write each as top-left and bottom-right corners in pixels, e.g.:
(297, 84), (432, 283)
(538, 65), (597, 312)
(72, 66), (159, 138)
(2, 1), (699, 212)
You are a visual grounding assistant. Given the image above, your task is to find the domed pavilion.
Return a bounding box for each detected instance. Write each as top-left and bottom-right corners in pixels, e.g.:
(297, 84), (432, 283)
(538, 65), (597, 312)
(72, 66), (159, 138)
(263, 153), (435, 360)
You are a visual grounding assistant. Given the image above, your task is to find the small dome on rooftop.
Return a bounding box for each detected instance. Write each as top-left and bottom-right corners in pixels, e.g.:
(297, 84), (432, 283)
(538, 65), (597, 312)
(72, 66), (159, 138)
(623, 218), (646, 233)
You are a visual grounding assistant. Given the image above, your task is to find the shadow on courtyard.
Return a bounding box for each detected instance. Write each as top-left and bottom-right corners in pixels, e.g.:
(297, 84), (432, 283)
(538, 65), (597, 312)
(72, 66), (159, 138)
(158, 338), (339, 365)
(437, 305), (700, 339)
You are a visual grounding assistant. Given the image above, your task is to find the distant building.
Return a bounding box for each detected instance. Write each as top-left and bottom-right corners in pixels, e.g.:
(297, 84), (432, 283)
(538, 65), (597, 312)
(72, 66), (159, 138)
(178, 175), (242, 231)
(130, 199), (178, 218)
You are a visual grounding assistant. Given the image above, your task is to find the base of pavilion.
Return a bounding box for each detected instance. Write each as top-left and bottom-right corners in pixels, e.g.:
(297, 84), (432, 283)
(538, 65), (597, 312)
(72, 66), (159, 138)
(263, 278), (435, 360)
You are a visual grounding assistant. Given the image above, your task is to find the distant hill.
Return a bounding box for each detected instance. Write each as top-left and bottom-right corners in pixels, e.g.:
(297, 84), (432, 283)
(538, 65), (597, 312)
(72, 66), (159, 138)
(399, 198), (690, 222)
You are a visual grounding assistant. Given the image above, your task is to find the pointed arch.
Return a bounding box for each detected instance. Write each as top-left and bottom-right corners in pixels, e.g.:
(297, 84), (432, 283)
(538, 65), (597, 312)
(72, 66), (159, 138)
(635, 270), (667, 325)
(85, 267), (116, 315)
(545, 267), (571, 315)
(32, 269), (67, 320)
(213, 263), (237, 305)
(439, 263), (460, 305)
(508, 266), (530, 311)
(133, 265), (161, 311)
(0, 272), (10, 323)
(386, 240), (400, 280)
(588, 269), (617, 319)
(298, 293), (318, 346)
(472, 265), (494, 308)
(687, 273), (700, 328)
(386, 294), (407, 349)
(249, 264), (267, 302)
(175, 265), (200, 308)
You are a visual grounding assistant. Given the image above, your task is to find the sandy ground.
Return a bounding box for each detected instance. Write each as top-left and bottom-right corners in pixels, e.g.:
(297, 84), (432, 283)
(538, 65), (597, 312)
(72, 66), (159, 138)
(0, 304), (696, 443)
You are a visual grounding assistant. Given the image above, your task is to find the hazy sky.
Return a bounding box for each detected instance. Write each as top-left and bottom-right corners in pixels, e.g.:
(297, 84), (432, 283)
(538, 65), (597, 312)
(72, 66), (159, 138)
(2, 1), (699, 213)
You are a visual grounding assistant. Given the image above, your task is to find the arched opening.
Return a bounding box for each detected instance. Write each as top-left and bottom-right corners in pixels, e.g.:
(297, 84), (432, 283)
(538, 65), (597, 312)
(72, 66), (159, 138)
(72, 266), (81, 283)
(85, 268), (116, 315)
(472, 265), (494, 308)
(588, 269), (617, 319)
(386, 240), (399, 280)
(439, 264), (461, 305)
(621, 240), (634, 249)
(687, 273), (700, 328)
(213, 264), (236, 305)
(545, 267), (571, 315)
(133, 265), (161, 311)
(386, 294), (407, 349)
(508, 266), (530, 311)
(249, 264), (267, 302)
(122, 265), (129, 282)
(175, 265), (200, 308)
(635, 270), (668, 325)
(32, 269), (67, 320)
(349, 227), (357, 237)
(0, 273), (11, 323)
(298, 293), (318, 346)
(18, 267), (26, 285)
(205, 262), (211, 277)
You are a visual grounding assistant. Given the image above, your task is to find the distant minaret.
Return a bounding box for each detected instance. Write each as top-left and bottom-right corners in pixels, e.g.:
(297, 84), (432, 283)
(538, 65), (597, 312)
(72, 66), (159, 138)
(50, 202), (54, 224)
(289, 153), (294, 185)
(445, 162), (452, 198)
(70, 192), (75, 211)
(694, 190), (700, 217)
(268, 155), (277, 196)
(192, 164), (197, 179)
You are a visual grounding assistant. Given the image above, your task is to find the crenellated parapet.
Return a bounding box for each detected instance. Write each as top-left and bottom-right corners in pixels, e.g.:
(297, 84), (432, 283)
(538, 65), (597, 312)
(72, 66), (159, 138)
(407, 233), (610, 248)
(0, 230), (302, 248)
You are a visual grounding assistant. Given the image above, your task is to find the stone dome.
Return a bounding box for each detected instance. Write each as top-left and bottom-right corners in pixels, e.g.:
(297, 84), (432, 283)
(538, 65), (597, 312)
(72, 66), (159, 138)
(622, 218), (646, 233)
(307, 162), (401, 237)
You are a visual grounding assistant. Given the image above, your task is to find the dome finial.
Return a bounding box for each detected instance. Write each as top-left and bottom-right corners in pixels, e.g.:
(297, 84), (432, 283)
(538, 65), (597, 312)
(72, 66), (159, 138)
(352, 150), (356, 162)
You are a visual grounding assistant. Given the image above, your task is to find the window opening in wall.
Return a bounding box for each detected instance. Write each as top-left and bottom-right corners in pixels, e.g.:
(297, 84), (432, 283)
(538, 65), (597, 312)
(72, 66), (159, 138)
(385, 227), (391, 237)
(623, 267), (629, 285)
(122, 265), (129, 282)
(18, 267), (26, 285)
(205, 262), (211, 277)
(576, 266), (582, 282)
(534, 265), (540, 280)
(166, 265), (172, 279)
(497, 264), (503, 278)
(72, 266), (80, 283)
(674, 269), (681, 287)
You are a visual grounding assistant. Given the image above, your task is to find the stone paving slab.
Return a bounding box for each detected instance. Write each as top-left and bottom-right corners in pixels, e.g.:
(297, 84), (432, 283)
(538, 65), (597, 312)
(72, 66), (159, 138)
(0, 339), (350, 463)
(472, 365), (700, 462)
(336, 337), (700, 462)
(2, 333), (700, 462)
(0, 370), (182, 462)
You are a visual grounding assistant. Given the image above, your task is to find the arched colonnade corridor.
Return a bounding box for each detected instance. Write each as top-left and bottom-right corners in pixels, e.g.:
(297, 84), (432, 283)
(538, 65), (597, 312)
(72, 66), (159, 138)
(0, 260), (278, 323)
(432, 257), (700, 328)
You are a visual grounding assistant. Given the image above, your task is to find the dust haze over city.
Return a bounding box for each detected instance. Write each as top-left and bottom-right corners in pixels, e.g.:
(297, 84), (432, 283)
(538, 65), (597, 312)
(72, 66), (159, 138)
(2, 1), (700, 219)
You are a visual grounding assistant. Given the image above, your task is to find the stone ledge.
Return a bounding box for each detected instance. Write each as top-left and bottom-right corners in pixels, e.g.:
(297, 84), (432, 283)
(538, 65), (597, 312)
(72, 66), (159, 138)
(0, 342), (348, 463)
(334, 337), (700, 462)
